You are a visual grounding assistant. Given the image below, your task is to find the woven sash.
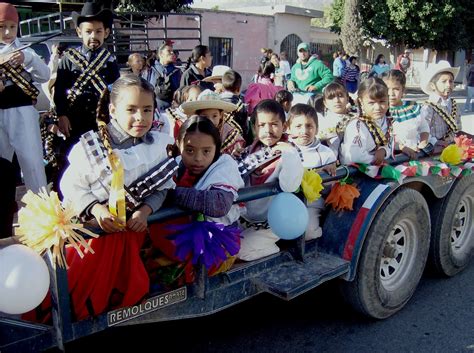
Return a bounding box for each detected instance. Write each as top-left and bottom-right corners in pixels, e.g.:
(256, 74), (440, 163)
(0, 62), (39, 99)
(426, 99), (458, 134)
(65, 48), (110, 104)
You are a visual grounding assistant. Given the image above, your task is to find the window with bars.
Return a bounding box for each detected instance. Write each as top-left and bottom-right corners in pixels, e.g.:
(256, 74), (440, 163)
(209, 37), (233, 67)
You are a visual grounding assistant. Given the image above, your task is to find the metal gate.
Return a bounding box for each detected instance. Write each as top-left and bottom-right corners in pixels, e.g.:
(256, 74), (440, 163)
(280, 33), (302, 66)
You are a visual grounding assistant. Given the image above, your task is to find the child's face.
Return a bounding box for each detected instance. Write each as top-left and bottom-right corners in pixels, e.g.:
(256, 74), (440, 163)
(128, 55), (144, 72)
(324, 92), (349, 114)
(384, 79), (404, 107)
(179, 131), (216, 176)
(109, 86), (154, 138)
(359, 93), (389, 120)
(430, 73), (454, 100)
(289, 115), (317, 146)
(0, 21), (18, 44)
(76, 21), (110, 50)
(255, 112), (284, 147)
(198, 108), (224, 127)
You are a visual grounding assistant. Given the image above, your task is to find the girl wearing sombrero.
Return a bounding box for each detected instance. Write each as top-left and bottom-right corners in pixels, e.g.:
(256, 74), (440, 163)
(419, 60), (461, 148)
(181, 89), (245, 156)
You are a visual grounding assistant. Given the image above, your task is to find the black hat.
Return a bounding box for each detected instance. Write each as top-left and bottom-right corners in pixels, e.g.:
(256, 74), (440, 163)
(72, 0), (114, 28)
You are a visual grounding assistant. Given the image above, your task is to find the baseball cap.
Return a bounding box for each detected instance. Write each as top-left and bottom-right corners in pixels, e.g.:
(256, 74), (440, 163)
(297, 42), (309, 52)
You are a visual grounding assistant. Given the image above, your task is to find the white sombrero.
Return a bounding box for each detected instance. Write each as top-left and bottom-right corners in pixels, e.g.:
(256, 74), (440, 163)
(202, 65), (231, 82)
(181, 89), (238, 116)
(420, 60), (460, 95)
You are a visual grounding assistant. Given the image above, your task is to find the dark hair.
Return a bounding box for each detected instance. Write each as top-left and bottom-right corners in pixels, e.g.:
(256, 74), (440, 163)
(308, 94), (325, 114)
(323, 81), (349, 101)
(274, 90), (293, 104)
(185, 44), (209, 69)
(222, 69), (242, 92)
(381, 69), (406, 87)
(251, 99), (285, 126)
(374, 54), (385, 66)
(261, 61), (275, 78)
(287, 103), (318, 129)
(349, 56), (357, 64)
(357, 77), (389, 117)
(96, 74), (155, 153)
(177, 115), (222, 163)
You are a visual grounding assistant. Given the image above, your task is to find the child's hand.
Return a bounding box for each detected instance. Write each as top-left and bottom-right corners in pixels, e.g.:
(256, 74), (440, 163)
(321, 163), (337, 176)
(402, 146), (418, 160)
(8, 51), (24, 67)
(58, 115), (72, 137)
(91, 204), (123, 233)
(127, 205), (152, 233)
(374, 148), (386, 165)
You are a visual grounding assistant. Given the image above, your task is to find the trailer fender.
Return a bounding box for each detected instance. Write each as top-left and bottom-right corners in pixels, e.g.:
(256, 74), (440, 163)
(319, 177), (395, 281)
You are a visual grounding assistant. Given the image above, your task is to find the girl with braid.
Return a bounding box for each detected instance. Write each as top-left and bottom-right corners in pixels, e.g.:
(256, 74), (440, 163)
(29, 75), (178, 322)
(340, 77), (392, 165)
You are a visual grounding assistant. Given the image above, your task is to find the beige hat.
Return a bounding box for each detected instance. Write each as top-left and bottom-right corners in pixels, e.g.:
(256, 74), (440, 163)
(181, 89), (237, 116)
(202, 65), (231, 82)
(420, 60), (460, 95)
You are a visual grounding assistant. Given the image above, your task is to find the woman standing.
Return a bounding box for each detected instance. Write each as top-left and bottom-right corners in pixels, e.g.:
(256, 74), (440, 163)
(370, 54), (390, 78)
(180, 45), (214, 90)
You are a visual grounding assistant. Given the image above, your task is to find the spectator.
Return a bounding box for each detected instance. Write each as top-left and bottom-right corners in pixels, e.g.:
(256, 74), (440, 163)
(395, 49), (412, 74)
(370, 54), (390, 77)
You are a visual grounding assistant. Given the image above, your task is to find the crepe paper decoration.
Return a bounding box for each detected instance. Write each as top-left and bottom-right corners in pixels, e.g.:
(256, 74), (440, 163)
(455, 135), (474, 160)
(325, 182), (361, 212)
(380, 164), (403, 183)
(301, 169), (324, 204)
(16, 188), (98, 268)
(440, 144), (463, 165)
(167, 215), (241, 271)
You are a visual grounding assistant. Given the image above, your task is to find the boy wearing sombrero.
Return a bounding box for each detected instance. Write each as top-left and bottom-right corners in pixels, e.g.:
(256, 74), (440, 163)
(420, 60), (461, 148)
(54, 0), (119, 155)
(181, 89), (245, 156)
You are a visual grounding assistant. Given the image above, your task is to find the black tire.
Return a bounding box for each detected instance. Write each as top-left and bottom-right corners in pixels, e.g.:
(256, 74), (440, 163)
(428, 174), (474, 277)
(340, 188), (430, 319)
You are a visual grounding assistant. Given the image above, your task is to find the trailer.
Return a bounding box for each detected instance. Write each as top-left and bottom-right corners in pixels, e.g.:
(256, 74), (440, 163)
(1, 152), (472, 352)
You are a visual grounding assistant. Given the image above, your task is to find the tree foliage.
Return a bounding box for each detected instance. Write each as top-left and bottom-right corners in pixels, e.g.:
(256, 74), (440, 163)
(113, 0), (194, 12)
(340, 0), (363, 56)
(329, 0), (344, 34)
(329, 0), (474, 50)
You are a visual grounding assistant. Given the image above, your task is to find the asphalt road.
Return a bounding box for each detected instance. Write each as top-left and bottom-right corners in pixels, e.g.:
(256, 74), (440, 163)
(62, 262), (474, 353)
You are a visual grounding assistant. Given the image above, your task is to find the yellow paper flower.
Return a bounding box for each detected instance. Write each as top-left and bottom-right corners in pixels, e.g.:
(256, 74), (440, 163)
(301, 169), (324, 204)
(16, 188), (98, 268)
(440, 144), (463, 165)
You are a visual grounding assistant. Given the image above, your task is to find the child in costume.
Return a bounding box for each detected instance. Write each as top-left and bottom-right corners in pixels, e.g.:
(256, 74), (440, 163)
(237, 99), (304, 261)
(0, 2), (50, 192)
(146, 116), (244, 287)
(274, 89), (293, 121)
(287, 103), (336, 240)
(340, 77), (392, 165)
(317, 82), (354, 158)
(382, 69), (430, 159)
(419, 60), (461, 149)
(54, 0), (120, 155)
(32, 75), (177, 321)
(181, 89), (245, 156)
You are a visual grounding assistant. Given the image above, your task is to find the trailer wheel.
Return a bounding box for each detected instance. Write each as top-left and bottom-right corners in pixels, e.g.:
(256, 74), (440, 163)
(429, 174), (474, 276)
(340, 188), (430, 319)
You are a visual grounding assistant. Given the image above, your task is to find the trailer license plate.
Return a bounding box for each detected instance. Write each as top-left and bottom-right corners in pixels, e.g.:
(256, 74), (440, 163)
(107, 287), (187, 326)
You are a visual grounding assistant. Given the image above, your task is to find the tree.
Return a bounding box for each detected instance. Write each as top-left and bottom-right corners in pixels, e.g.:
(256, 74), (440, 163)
(113, 0), (194, 12)
(340, 0), (363, 56)
(329, 0), (472, 51)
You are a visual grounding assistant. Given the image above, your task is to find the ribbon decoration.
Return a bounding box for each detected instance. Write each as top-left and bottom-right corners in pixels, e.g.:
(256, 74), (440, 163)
(107, 152), (126, 229)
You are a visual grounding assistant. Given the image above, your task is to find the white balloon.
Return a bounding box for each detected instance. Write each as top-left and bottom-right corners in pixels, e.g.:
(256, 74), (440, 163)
(0, 244), (50, 314)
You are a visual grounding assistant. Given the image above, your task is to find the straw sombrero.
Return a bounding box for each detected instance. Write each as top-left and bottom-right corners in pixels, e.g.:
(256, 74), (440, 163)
(202, 65), (231, 83)
(181, 89), (238, 116)
(420, 60), (460, 95)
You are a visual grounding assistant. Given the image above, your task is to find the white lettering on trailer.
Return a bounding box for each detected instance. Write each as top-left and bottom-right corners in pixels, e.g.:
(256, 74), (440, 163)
(362, 184), (389, 210)
(107, 287), (187, 326)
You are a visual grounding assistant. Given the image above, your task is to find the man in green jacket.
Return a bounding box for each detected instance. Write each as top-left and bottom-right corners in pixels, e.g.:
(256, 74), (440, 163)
(287, 42), (333, 94)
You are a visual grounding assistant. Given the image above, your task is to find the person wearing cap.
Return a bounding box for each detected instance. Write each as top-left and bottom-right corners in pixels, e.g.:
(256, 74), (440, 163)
(420, 60), (461, 148)
(0, 2), (50, 193)
(181, 89), (245, 156)
(287, 42), (333, 96)
(54, 0), (120, 160)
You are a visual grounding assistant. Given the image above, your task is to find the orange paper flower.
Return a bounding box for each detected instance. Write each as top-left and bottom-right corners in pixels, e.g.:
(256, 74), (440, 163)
(325, 182), (361, 211)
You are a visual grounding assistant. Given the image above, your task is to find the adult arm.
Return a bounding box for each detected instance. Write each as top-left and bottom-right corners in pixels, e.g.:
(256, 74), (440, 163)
(308, 61), (334, 92)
